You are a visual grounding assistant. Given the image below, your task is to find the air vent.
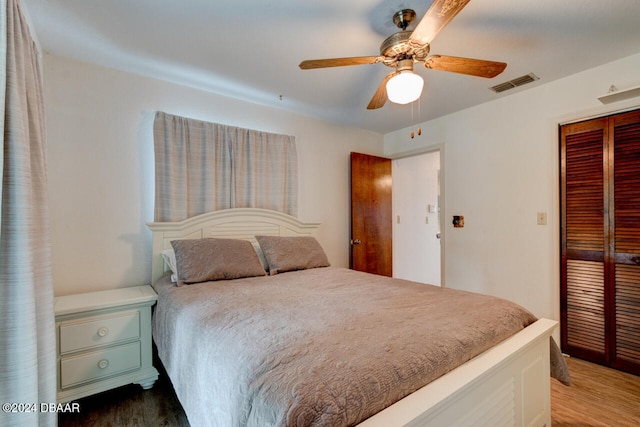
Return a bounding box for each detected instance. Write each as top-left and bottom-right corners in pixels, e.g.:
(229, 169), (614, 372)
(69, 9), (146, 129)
(490, 73), (539, 93)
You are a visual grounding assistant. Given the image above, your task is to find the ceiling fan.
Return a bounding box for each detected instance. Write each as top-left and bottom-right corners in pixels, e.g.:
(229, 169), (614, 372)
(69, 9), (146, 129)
(299, 0), (507, 109)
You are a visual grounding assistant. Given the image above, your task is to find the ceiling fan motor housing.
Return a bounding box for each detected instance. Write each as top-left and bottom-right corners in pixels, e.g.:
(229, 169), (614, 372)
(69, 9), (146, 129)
(380, 31), (430, 65)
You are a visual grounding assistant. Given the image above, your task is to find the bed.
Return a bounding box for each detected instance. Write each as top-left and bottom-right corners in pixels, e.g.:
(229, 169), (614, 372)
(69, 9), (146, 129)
(147, 208), (569, 427)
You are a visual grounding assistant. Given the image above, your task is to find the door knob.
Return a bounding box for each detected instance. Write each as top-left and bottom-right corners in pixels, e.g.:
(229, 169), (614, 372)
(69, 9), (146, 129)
(351, 239), (361, 245)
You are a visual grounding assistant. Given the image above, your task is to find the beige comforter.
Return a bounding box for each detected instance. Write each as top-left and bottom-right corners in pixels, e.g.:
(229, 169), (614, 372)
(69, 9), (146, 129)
(152, 267), (566, 427)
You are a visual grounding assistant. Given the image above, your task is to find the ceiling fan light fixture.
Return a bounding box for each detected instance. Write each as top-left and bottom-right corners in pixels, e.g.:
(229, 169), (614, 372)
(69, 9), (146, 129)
(386, 71), (424, 104)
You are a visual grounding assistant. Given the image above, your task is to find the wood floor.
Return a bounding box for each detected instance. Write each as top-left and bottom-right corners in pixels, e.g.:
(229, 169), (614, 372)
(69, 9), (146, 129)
(550, 357), (640, 427)
(59, 356), (639, 427)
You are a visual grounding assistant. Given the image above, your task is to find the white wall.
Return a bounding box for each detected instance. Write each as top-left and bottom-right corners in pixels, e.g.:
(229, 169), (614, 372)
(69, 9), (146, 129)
(392, 151), (441, 285)
(384, 53), (640, 322)
(43, 53), (384, 296)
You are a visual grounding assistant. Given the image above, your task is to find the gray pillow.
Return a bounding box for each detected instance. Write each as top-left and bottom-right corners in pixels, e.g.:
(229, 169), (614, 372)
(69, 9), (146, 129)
(170, 238), (266, 286)
(255, 235), (330, 275)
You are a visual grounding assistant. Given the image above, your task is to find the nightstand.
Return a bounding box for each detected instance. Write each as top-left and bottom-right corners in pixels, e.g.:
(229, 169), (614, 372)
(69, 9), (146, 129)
(54, 285), (159, 403)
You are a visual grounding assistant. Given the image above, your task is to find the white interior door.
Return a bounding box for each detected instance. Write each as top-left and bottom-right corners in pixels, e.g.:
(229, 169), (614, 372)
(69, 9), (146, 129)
(392, 151), (442, 286)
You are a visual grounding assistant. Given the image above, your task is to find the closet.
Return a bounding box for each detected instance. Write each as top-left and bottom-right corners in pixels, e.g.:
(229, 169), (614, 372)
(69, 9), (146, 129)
(560, 108), (640, 375)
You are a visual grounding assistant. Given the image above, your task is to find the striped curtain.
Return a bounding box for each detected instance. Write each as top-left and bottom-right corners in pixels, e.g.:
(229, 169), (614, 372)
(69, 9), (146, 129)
(0, 1), (56, 426)
(153, 112), (298, 222)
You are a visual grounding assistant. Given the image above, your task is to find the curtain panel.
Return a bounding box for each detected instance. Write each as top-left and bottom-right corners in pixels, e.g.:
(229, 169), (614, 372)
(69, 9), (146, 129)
(153, 112), (298, 222)
(0, 1), (56, 426)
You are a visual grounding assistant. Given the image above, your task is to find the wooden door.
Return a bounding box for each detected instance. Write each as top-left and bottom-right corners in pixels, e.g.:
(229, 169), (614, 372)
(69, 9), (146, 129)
(560, 109), (640, 375)
(610, 111), (640, 373)
(561, 117), (608, 364)
(350, 152), (392, 276)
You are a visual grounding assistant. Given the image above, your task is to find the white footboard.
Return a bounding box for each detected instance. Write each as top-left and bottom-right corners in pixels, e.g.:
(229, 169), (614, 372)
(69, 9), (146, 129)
(358, 318), (556, 427)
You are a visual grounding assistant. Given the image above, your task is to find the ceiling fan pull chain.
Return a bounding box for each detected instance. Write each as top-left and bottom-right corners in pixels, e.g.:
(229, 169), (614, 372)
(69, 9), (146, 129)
(418, 98), (422, 136)
(410, 101), (415, 139)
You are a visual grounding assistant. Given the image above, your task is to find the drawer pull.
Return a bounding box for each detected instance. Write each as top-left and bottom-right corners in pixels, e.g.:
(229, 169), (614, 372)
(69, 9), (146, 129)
(97, 327), (109, 337)
(97, 359), (109, 369)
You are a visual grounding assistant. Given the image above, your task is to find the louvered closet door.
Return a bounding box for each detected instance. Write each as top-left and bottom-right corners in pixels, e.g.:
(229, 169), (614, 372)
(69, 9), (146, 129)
(561, 109), (640, 375)
(611, 111), (640, 373)
(561, 118), (608, 363)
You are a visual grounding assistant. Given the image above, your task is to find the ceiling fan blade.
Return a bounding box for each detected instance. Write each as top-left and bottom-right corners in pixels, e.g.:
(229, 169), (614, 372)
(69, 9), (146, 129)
(367, 73), (395, 110)
(410, 0), (471, 46)
(299, 56), (383, 70)
(424, 55), (507, 78)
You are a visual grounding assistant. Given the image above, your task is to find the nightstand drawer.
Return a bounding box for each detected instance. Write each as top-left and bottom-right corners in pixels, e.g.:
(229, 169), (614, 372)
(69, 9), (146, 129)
(59, 311), (140, 354)
(60, 341), (141, 389)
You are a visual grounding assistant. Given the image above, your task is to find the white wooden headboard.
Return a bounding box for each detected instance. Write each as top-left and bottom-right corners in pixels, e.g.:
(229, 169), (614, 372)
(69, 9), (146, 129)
(146, 208), (321, 284)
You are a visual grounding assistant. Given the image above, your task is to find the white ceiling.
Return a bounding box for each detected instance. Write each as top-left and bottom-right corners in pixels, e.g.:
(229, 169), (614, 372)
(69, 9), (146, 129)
(23, 0), (640, 134)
